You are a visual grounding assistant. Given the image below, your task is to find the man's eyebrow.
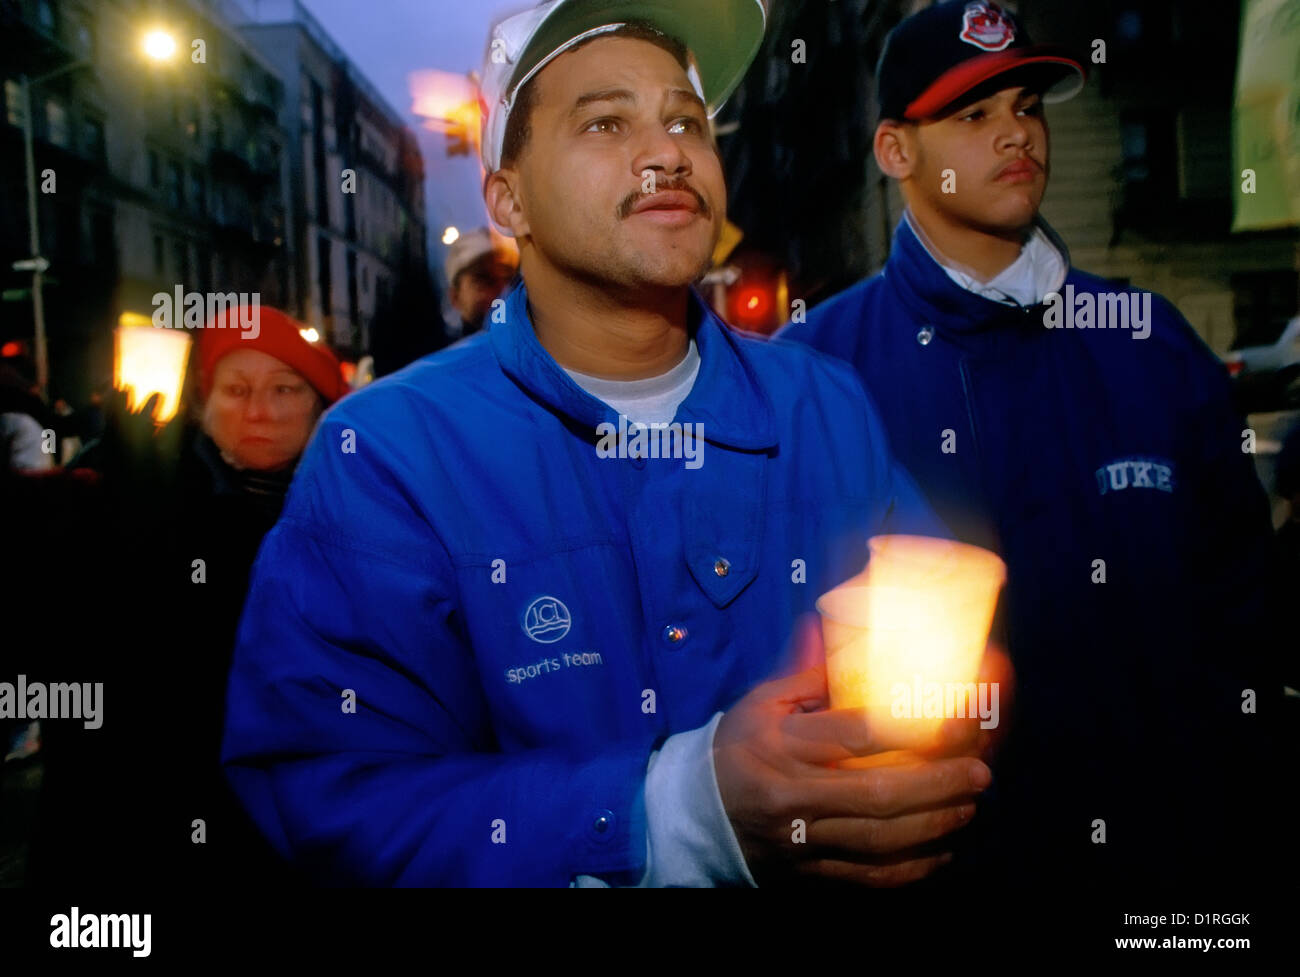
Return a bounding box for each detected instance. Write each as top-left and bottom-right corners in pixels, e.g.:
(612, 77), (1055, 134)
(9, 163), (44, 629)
(950, 87), (1038, 115)
(667, 87), (706, 112)
(569, 88), (636, 115)
(567, 86), (706, 116)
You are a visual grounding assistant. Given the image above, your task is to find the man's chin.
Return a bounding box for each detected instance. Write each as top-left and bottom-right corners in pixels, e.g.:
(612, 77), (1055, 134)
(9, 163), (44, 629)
(619, 249), (714, 290)
(973, 198), (1041, 239)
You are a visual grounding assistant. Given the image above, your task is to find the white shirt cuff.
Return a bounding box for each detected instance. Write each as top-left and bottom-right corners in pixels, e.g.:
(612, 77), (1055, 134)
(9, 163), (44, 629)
(572, 713), (757, 888)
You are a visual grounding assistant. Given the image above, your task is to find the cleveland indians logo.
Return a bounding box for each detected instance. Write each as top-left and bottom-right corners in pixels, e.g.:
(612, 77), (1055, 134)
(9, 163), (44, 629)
(960, 2), (1016, 51)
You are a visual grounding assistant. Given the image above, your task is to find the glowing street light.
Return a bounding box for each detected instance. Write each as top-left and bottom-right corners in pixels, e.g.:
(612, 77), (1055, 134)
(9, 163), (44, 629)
(141, 29), (179, 63)
(442, 226), (460, 246)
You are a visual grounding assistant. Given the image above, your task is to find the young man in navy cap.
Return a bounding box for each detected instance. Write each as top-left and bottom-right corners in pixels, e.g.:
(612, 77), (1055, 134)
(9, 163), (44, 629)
(220, 0), (993, 888)
(782, 1), (1286, 897)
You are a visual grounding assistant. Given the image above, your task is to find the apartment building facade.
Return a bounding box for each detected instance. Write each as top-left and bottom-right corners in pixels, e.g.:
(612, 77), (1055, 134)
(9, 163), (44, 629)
(0, 0), (289, 398)
(239, 0), (428, 358)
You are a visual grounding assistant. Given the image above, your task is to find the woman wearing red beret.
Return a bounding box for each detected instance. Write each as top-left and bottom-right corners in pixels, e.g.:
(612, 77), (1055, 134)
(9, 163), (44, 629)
(194, 304), (349, 477)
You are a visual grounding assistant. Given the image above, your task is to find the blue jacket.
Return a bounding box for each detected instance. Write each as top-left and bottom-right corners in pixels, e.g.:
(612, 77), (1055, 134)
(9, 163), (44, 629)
(780, 218), (1285, 889)
(221, 282), (939, 887)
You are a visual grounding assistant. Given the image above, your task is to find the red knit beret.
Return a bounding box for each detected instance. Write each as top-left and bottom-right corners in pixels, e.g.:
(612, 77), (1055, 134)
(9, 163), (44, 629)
(197, 304), (348, 404)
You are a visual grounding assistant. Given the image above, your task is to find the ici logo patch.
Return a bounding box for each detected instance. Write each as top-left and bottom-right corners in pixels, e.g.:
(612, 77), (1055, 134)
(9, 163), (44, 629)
(522, 595), (572, 644)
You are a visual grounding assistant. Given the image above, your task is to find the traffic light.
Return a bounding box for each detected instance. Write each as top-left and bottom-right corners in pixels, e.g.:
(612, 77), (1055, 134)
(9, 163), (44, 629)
(732, 285), (773, 326)
(728, 277), (784, 333)
(446, 121), (471, 157)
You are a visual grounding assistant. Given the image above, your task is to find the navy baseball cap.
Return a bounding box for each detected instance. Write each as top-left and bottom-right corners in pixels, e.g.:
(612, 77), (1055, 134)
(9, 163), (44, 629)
(876, 1), (1085, 123)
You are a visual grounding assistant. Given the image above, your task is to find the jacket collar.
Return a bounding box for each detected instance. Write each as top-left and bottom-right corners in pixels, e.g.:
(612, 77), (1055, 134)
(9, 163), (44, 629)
(885, 214), (1071, 335)
(490, 280), (777, 451)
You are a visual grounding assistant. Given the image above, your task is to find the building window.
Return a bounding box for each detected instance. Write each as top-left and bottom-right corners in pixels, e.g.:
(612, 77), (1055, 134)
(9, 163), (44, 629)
(1120, 120), (1150, 184)
(4, 79), (24, 127)
(166, 160), (183, 209)
(75, 20), (94, 58)
(1116, 9), (1143, 43)
(36, 0), (56, 35)
(45, 98), (68, 147)
(90, 210), (114, 267)
(1117, 109), (1176, 226)
(197, 248), (212, 293)
(153, 235), (165, 275)
(317, 235), (333, 323)
(190, 170), (205, 215)
(82, 115), (105, 162)
(172, 241), (189, 283)
(182, 97), (200, 140)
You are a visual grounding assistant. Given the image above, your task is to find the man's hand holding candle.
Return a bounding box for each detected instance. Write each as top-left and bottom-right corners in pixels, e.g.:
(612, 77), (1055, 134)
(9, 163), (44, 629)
(714, 616), (993, 887)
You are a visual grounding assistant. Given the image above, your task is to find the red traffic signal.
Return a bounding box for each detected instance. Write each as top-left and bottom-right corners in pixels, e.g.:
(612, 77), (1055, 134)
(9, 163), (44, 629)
(729, 282), (776, 331)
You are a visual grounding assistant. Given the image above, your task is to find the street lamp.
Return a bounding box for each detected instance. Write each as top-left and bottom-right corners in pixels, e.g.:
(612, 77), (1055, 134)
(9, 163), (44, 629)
(141, 29), (178, 63)
(18, 29), (179, 400)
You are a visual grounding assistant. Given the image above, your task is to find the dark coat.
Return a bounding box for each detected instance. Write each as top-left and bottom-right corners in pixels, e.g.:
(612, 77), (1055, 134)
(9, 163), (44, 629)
(782, 218), (1291, 896)
(23, 422), (303, 890)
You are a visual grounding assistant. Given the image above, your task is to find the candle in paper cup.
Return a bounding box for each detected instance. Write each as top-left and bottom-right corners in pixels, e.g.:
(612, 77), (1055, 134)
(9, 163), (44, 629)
(816, 536), (1005, 766)
(865, 534), (1006, 596)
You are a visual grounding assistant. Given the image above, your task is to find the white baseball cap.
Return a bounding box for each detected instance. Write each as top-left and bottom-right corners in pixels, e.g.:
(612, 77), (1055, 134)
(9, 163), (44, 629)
(444, 227), (519, 284)
(479, 0), (767, 173)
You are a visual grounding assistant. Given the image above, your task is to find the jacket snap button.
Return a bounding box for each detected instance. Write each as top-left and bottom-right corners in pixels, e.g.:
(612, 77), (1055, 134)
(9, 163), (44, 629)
(713, 557), (730, 578)
(662, 624), (687, 645)
(917, 326), (934, 346)
(592, 809), (614, 834)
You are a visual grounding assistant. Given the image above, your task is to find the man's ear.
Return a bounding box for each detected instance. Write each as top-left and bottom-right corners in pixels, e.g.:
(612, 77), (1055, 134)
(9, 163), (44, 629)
(874, 120), (916, 181)
(485, 169), (530, 240)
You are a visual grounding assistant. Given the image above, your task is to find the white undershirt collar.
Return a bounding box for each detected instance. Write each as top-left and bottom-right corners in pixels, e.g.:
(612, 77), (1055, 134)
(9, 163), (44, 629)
(904, 209), (1068, 307)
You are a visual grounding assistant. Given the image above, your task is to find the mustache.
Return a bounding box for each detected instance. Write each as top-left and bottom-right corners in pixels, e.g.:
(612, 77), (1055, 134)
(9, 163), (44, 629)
(617, 179), (711, 220)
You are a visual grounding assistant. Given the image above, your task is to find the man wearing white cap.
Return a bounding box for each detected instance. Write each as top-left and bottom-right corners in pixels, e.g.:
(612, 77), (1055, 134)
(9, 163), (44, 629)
(222, 0), (992, 888)
(443, 228), (518, 341)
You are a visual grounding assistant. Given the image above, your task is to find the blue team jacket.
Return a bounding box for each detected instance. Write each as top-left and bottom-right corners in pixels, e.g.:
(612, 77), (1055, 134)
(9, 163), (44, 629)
(220, 281), (939, 887)
(780, 218), (1285, 888)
